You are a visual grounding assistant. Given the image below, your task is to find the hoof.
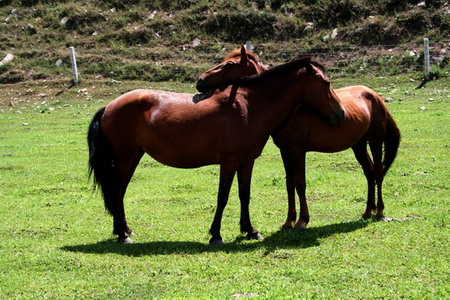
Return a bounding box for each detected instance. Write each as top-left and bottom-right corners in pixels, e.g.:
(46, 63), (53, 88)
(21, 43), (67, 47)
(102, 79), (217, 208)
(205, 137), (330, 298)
(247, 231), (264, 241)
(294, 222), (307, 231)
(117, 237), (134, 244)
(375, 213), (385, 221)
(281, 223), (294, 230)
(362, 213), (372, 220)
(209, 238), (224, 247)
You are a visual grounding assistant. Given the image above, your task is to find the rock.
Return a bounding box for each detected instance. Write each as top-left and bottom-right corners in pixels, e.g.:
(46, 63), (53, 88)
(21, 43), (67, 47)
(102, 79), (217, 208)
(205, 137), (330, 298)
(55, 59), (63, 67)
(331, 28), (338, 39)
(24, 23), (36, 34)
(385, 97), (393, 103)
(108, 79), (121, 85)
(322, 34), (330, 42)
(303, 22), (314, 32)
(191, 38), (202, 47)
(60, 17), (69, 25)
(147, 10), (157, 20)
(417, 1), (426, 7)
(0, 53), (14, 66)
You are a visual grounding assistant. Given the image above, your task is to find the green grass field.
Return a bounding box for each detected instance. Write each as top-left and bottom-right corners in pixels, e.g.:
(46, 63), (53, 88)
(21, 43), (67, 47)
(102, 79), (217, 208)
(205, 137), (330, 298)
(0, 75), (448, 298)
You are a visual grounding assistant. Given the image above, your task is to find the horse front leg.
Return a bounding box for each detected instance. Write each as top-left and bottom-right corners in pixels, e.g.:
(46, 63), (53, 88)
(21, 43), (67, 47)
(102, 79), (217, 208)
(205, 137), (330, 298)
(293, 150), (309, 231)
(209, 164), (236, 246)
(237, 160), (263, 241)
(280, 149), (297, 229)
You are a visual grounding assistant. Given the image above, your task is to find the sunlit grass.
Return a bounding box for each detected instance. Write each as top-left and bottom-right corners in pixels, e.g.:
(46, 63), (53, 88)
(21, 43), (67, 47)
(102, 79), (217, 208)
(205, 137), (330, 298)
(0, 75), (448, 298)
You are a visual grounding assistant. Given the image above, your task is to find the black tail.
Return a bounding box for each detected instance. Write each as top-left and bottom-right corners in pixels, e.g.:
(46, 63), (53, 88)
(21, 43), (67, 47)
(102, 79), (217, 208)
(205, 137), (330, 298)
(383, 110), (401, 175)
(87, 107), (117, 214)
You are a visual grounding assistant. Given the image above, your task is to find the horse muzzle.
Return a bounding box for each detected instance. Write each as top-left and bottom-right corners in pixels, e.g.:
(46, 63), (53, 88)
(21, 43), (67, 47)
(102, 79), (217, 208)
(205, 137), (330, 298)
(196, 78), (228, 94)
(196, 78), (212, 93)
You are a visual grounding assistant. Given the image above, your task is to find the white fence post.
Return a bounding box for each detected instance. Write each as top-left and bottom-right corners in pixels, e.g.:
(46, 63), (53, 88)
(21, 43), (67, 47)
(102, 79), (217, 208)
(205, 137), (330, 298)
(245, 41), (253, 51)
(69, 46), (79, 84)
(424, 38), (430, 80)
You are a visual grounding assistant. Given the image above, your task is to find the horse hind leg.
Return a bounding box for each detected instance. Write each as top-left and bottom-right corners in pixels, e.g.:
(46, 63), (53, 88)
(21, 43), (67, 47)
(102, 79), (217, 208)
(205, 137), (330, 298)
(352, 140), (376, 219)
(291, 150), (309, 231)
(111, 148), (144, 243)
(369, 139), (385, 220)
(280, 149), (297, 229)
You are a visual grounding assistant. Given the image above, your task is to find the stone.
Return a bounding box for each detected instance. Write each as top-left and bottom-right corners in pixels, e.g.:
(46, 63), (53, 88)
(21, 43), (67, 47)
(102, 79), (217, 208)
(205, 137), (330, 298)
(191, 38), (202, 47)
(331, 28), (338, 39)
(303, 22), (314, 32)
(0, 53), (14, 66)
(60, 17), (69, 24)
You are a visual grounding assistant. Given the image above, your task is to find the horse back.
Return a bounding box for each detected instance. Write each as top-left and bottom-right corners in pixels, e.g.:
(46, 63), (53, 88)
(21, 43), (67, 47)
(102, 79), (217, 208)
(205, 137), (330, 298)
(338, 85), (389, 133)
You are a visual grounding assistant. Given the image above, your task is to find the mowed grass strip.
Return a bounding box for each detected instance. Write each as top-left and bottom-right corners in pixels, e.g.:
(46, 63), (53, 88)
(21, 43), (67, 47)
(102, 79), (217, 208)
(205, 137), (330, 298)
(0, 75), (448, 298)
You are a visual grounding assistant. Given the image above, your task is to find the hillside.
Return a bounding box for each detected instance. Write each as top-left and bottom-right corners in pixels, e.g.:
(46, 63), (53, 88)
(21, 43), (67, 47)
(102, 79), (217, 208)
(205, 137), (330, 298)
(0, 0), (449, 83)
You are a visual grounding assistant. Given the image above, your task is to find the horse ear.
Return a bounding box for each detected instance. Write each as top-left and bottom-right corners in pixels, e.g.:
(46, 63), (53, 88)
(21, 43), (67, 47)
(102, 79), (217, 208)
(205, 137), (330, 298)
(240, 45), (248, 65)
(304, 62), (313, 73)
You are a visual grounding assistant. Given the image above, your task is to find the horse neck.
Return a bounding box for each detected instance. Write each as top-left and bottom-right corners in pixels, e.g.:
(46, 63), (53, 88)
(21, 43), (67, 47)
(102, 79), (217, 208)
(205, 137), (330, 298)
(244, 71), (305, 125)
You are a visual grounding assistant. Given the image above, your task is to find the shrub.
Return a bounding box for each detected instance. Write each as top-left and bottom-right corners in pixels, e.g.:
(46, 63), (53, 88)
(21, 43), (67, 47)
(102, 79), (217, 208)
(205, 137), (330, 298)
(202, 11), (276, 42)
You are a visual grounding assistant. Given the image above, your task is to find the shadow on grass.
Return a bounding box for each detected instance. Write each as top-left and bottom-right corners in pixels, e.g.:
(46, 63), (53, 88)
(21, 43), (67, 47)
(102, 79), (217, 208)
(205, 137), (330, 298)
(61, 219), (369, 256)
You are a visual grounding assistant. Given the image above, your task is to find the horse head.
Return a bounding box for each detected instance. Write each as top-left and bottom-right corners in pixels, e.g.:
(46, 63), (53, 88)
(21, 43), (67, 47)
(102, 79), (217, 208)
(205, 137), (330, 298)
(296, 60), (345, 125)
(196, 45), (267, 93)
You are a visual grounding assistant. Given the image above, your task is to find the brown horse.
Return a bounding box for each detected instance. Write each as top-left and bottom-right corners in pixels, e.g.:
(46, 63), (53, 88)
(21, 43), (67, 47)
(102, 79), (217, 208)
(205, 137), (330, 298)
(87, 46), (345, 245)
(197, 48), (401, 231)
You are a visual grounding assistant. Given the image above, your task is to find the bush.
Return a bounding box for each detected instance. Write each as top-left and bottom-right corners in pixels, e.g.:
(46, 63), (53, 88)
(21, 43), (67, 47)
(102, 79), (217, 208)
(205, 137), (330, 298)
(59, 3), (106, 33)
(345, 18), (403, 46)
(203, 11), (276, 42)
(396, 8), (431, 36)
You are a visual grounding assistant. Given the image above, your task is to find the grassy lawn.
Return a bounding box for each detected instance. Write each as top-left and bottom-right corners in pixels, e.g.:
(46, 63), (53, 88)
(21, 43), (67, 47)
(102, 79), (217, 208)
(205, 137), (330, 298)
(0, 75), (448, 298)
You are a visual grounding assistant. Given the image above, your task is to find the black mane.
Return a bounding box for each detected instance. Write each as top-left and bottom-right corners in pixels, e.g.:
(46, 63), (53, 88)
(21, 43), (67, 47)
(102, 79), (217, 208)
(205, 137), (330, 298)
(229, 57), (325, 87)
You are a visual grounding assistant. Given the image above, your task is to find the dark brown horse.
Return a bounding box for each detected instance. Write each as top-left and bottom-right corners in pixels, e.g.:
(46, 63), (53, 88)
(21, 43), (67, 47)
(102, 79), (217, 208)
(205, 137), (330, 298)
(197, 48), (400, 231)
(87, 46), (345, 245)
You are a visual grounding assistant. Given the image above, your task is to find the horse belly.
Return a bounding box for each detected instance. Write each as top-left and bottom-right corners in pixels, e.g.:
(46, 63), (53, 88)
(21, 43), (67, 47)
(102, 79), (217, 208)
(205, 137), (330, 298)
(139, 125), (223, 168)
(278, 112), (368, 153)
